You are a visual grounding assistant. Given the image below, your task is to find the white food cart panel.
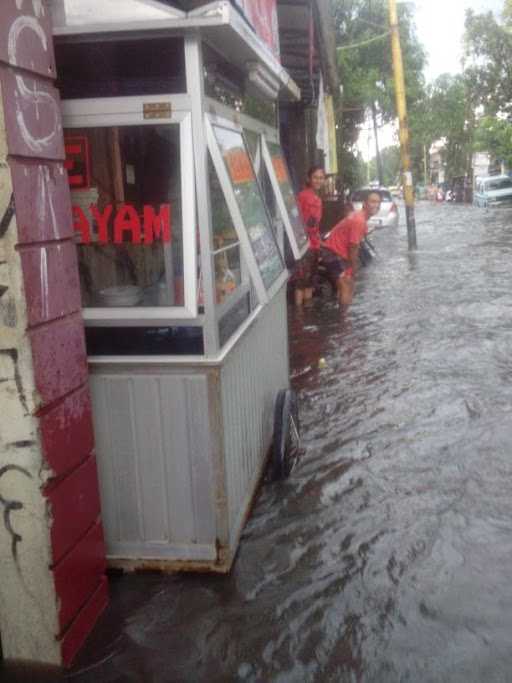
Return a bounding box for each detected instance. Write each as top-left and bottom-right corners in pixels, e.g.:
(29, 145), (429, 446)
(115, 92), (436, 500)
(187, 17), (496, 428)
(221, 286), (289, 549)
(90, 372), (217, 562)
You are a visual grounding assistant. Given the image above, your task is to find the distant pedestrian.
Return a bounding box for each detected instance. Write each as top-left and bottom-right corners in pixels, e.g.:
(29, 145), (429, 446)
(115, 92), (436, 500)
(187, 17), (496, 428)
(320, 191), (381, 306)
(294, 166), (326, 306)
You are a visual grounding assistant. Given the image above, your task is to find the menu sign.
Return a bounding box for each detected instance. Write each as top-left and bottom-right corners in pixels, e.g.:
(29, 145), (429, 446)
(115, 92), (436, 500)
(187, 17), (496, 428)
(225, 149), (254, 185)
(213, 125), (283, 290)
(267, 141), (308, 251)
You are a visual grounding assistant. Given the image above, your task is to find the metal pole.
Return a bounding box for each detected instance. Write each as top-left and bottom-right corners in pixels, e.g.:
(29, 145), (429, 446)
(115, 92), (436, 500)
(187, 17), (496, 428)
(367, 132), (371, 183)
(371, 102), (384, 186)
(423, 144), (428, 187)
(388, 0), (417, 249)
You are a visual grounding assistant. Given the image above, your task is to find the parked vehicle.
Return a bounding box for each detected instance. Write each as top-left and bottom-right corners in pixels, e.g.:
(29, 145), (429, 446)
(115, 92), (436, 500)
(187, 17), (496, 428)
(350, 187), (399, 228)
(415, 185), (429, 200)
(474, 175), (512, 208)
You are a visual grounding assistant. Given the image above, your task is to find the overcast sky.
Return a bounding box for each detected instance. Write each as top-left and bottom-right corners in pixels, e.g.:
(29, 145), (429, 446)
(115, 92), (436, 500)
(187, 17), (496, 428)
(358, 0), (504, 161)
(413, 0), (504, 81)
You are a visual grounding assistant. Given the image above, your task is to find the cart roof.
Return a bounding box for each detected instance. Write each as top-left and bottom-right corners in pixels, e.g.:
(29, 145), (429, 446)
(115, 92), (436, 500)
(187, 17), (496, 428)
(51, 0), (300, 102)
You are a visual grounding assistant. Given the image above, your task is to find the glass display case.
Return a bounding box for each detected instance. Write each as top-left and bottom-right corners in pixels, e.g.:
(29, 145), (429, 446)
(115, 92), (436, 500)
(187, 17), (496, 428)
(62, 99), (308, 350)
(64, 99), (197, 327)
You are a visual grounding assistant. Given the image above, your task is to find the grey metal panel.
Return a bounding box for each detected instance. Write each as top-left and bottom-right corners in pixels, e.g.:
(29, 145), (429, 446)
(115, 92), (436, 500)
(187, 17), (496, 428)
(221, 287), (290, 547)
(108, 378), (142, 543)
(89, 287), (289, 566)
(90, 371), (217, 561)
(160, 377), (197, 544)
(109, 542), (216, 562)
(90, 377), (120, 542)
(131, 377), (168, 542)
(186, 377), (216, 544)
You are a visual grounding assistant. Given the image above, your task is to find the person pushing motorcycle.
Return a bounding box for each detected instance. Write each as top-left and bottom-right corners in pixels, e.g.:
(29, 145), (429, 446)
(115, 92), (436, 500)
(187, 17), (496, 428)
(320, 191), (381, 306)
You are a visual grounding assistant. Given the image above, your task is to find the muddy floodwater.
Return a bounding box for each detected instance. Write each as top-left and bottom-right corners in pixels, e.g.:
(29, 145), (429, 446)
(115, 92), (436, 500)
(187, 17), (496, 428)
(5, 201), (512, 683)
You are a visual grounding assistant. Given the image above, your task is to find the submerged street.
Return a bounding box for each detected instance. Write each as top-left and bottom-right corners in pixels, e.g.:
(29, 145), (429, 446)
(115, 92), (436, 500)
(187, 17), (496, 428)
(9, 200), (512, 683)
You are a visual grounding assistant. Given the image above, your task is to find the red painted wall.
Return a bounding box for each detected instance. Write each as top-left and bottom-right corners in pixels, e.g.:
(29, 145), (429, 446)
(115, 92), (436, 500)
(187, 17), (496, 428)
(0, 1), (107, 667)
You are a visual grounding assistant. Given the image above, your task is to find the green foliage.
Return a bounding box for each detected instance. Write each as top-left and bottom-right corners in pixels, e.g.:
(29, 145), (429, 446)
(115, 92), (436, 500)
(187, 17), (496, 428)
(463, 7), (512, 117)
(368, 145), (401, 186)
(334, 0), (426, 121)
(408, 73), (474, 181)
(340, 147), (367, 190)
(332, 0), (426, 184)
(474, 116), (512, 167)
(503, 0), (512, 27)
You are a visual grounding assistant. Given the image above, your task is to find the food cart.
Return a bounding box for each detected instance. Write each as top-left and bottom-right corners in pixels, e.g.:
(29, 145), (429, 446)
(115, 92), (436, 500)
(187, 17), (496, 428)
(51, 0), (309, 572)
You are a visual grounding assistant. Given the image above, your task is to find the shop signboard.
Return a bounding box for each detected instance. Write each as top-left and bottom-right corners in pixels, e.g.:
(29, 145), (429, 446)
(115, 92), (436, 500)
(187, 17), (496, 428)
(72, 203), (172, 245)
(233, 0), (280, 59)
(65, 136), (91, 189)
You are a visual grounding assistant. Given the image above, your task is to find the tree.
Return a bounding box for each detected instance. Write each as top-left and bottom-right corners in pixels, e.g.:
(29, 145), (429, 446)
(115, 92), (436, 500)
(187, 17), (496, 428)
(407, 74), (475, 183)
(474, 116), (512, 168)
(368, 145), (401, 186)
(332, 0), (426, 186)
(504, 0), (512, 27)
(428, 75), (472, 179)
(463, 6), (512, 117)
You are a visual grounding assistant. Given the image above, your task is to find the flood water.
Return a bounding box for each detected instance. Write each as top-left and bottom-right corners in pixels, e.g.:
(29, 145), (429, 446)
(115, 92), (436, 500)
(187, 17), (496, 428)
(6, 202), (512, 683)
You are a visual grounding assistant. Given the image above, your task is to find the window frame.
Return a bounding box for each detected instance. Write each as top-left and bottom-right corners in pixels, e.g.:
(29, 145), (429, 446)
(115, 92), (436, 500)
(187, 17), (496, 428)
(260, 137), (309, 260)
(61, 94), (198, 326)
(205, 112), (287, 306)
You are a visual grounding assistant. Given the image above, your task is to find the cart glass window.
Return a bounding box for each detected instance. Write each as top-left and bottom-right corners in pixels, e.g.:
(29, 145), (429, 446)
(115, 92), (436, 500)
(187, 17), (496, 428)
(263, 140), (308, 256)
(211, 125), (284, 290)
(56, 38), (186, 99)
(244, 130), (277, 222)
(65, 123), (190, 312)
(209, 156), (243, 305)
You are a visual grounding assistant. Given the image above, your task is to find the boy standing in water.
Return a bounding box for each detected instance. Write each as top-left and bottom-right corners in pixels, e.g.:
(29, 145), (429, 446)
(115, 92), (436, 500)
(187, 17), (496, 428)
(321, 191), (381, 306)
(294, 166), (326, 306)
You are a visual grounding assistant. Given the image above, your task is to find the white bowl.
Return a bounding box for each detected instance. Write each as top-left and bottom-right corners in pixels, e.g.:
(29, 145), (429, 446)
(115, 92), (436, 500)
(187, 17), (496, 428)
(98, 285), (143, 307)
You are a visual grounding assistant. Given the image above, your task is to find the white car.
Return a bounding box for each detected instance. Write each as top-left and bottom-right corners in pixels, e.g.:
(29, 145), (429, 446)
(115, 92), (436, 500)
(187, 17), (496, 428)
(473, 175), (512, 208)
(350, 187), (399, 228)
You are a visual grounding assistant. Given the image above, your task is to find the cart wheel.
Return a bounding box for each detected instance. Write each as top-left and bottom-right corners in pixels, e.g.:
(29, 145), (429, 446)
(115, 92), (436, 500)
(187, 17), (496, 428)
(271, 389), (301, 481)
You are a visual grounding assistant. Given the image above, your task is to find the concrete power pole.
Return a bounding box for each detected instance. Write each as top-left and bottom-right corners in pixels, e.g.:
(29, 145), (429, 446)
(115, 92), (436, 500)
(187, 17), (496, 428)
(388, 0), (417, 250)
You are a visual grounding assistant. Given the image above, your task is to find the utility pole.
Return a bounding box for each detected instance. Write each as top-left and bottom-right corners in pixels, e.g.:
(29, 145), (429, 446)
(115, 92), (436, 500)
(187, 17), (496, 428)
(371, 102), (384, 186)
(423, 144), (428, 186)
(368, 0), (383, 187)
(367, 132), (372, 183)
(388, 0), (417, 250)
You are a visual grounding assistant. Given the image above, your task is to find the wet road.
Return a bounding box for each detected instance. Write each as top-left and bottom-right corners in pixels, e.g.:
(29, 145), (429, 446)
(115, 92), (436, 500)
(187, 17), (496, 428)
(6, 201), (512, 682)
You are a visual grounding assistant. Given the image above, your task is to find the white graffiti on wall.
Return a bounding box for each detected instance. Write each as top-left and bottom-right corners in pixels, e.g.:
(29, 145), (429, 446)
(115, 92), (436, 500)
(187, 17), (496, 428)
(15, 0), (45, 18)
(7, 15), (47, 64)
(37, 165), (58, 239)
(8, 14), (60, 154)
(39, 247), (48, 320)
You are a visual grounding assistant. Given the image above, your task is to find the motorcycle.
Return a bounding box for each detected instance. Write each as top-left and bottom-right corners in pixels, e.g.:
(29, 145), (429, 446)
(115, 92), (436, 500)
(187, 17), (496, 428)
(315, 232), (377, 296)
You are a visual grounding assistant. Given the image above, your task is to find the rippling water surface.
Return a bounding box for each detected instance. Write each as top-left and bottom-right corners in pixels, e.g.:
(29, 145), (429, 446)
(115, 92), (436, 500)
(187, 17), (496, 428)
(30, 202), (512, 683)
